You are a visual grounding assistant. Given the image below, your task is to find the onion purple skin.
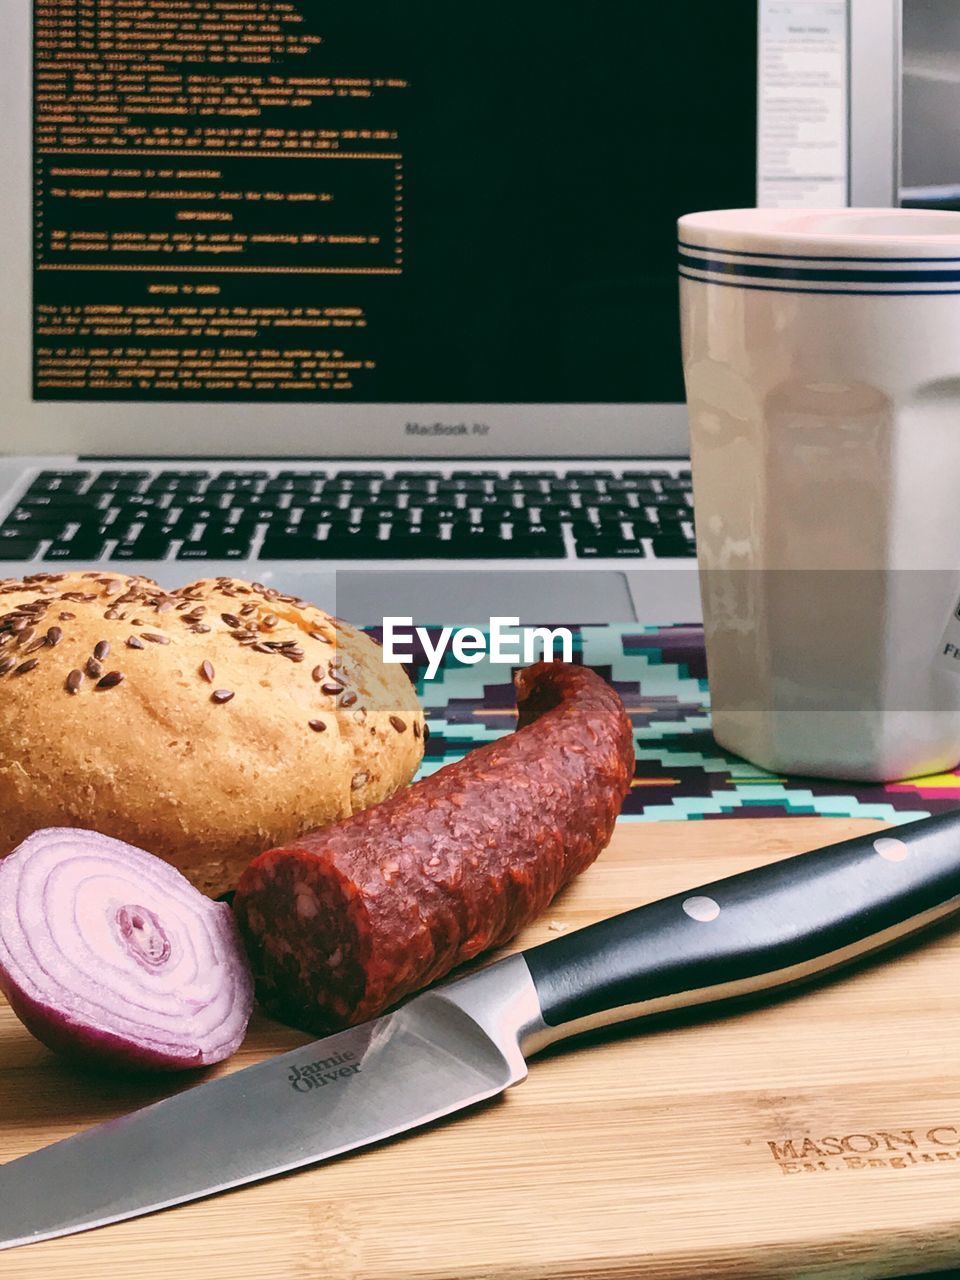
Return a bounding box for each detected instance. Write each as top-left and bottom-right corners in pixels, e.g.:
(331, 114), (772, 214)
(0, 828), (255, 1074)
(0, 971), (213, 1075)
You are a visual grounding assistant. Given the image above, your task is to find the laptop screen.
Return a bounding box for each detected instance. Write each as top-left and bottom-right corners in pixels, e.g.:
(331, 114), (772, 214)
(32, 3), (756, 410)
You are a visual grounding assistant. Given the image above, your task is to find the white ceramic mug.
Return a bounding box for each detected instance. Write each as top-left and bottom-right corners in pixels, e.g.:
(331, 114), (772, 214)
(679, 208), (960, 781)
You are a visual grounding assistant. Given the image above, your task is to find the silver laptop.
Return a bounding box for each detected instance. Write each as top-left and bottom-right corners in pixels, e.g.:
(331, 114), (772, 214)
(0, 1), (898, 625)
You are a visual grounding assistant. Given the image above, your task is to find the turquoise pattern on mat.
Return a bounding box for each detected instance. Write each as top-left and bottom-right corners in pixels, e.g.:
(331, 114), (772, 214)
(376, 622), (949, 824)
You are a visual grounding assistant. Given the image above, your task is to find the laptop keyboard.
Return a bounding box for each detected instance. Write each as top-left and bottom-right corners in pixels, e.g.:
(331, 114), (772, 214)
(0, 467), (695, 562)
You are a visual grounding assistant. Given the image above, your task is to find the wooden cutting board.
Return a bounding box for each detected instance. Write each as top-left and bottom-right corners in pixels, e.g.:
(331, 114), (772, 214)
(5, 817), (960, 1280)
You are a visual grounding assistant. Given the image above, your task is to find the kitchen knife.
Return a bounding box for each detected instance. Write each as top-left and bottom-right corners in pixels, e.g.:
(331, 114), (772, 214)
(3, 807), (960, 1251)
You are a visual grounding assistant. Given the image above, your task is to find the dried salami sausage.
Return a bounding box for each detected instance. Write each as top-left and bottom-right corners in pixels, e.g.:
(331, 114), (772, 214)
(233, 662), (635, 1031)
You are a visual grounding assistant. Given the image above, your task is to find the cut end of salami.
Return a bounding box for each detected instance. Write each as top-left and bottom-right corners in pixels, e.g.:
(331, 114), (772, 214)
(234, 662), (635, 1034)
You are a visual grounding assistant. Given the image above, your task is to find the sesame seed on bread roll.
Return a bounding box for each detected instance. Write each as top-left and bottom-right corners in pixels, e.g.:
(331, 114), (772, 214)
(0, 572), (425, 897)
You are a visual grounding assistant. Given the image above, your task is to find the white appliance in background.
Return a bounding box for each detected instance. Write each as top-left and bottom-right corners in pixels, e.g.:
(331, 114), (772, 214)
(0, 1), (900, 624)
(902, 0), (960, 208)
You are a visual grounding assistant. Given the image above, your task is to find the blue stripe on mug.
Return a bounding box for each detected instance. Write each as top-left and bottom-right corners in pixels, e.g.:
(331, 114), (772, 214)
(678, 269), (960, 297)
(678, 239), (960, 264)
(679, 252), (960, 295)
(679, 252), (960, 285)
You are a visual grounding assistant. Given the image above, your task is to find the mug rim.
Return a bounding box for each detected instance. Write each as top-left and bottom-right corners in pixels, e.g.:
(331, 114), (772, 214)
(678, 207), (960, 252)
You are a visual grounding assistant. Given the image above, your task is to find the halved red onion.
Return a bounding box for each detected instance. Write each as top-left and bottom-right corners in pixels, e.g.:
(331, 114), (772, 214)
(0, 828), (254, 1071)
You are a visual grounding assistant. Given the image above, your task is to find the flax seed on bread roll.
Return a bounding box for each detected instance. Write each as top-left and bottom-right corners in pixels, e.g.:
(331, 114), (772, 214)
(0, 572), (425, 897)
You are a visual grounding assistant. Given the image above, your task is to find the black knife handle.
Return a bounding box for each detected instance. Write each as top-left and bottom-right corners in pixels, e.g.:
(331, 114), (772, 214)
(521, 809), (960, 1047)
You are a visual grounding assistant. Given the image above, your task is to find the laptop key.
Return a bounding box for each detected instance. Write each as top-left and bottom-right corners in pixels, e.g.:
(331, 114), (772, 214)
(205, 471), (269, 493)
(320, 526), (394, 557)
(444, 523), (565, 558)
(24, 471), (91, 495)
(263, 531), (332, 558)
(468, 501), (518, 522)
(88, 471), (150, 493)
(320, 478), (381, 498)
(106, 503), (170, 538)
(570, 510), (626, 533)
(494, 477), (550, 494)
(146, 472), (209, 495)
(551, 476), (603, 494)
(258, 523), (567, 560)
(113, 531), (174, 560)
(581, 494), (629, 511)
(293, 506), (343, 529)
(391, 471), (443, 484)
(441, 532), (518, 558)
(626, 520), (661, 539)
(163, 509), (212, 539)
(610, 479), (660, 498)
(178, 541), (253, 560)
(502, 529), (566, 557)
(657, 502), (692, 521)
(15, 494), (99, 515)
(265, 473), (326, 496)
(651, 536), (696, 558)
(436, 477), (495, 495)
(46, 532), (109, 561)
(226, 497), (281, 522)
(351, 503), (402, 524)
(378, 477), (437, 496)
(0, 535), (41, 560)
(1, 509), (71, 536)
(259, 534), (321, 559)
(178, 511), (257, 556)
(653, 516), (690, 537)
(574, 537), (647, 558)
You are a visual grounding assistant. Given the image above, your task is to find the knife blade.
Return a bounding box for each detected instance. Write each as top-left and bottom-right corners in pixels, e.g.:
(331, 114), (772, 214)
(5, 807), (960, 1251)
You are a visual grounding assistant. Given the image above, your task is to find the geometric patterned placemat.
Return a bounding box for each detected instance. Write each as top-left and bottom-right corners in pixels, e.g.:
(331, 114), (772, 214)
(370, 623), (960, 827)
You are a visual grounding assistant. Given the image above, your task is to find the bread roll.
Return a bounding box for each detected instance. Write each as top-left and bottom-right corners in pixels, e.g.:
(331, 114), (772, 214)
(0, 572), (425, 896)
